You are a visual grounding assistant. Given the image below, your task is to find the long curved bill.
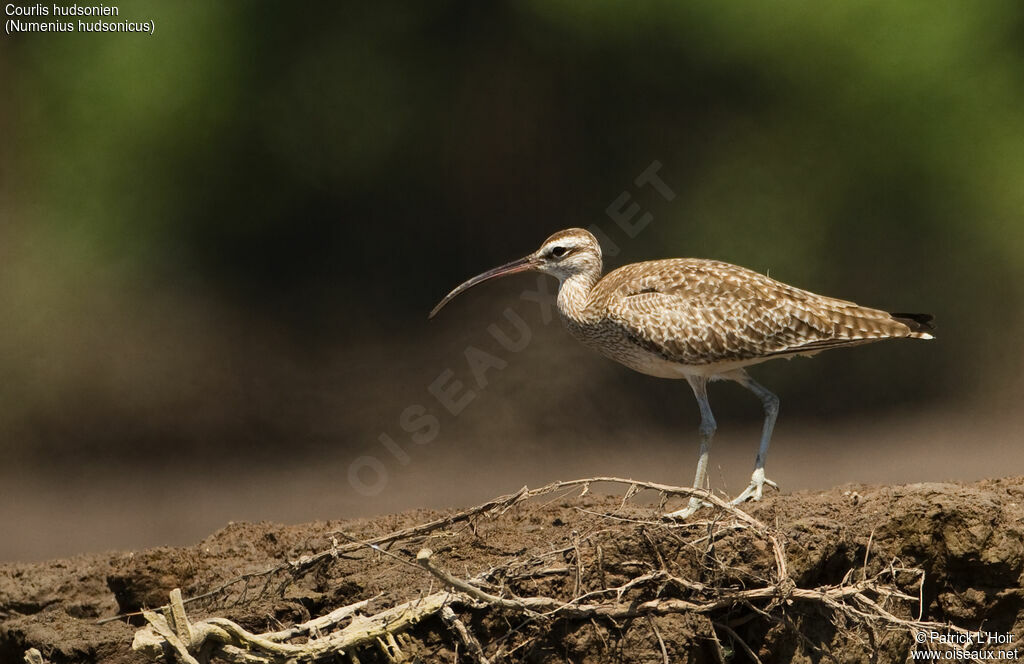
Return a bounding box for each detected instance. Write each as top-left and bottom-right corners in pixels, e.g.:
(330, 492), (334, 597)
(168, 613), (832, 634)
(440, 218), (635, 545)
(429, 255), (536, 318)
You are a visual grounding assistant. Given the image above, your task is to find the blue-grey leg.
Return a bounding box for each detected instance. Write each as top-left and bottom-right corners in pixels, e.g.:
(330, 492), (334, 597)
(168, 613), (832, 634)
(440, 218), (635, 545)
(726, 370), (780, 505)
(664, 375), (717, 519)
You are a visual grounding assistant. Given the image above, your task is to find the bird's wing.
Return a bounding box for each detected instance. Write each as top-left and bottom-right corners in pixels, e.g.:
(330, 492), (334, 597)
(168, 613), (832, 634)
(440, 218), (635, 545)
(597, 259), (915, 365)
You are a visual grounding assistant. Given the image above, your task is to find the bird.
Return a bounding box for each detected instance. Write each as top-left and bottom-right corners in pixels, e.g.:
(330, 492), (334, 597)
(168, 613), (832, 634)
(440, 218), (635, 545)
(429, 228), (934, 518)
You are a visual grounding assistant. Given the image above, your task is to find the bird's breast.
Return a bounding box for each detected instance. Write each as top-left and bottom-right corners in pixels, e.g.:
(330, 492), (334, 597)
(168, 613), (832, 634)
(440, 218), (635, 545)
(560, 314), (686, 378)
(559, 312), (773, 379)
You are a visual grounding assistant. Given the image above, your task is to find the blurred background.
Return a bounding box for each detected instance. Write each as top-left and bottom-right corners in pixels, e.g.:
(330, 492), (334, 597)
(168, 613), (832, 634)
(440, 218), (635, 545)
(1, 1), (1023, 561)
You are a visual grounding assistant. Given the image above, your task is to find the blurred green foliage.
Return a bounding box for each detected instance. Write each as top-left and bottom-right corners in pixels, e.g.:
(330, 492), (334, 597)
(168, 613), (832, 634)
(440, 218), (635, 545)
(2, 0), (1023, 462)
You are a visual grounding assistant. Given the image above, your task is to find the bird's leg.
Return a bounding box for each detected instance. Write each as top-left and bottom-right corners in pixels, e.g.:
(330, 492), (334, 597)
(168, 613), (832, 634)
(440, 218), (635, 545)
(664, 375), (717, 519)
(727, 370), (780, 505)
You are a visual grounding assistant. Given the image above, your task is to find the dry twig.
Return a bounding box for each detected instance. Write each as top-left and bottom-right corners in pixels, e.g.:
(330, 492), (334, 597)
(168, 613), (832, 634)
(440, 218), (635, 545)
(129, 476), (973, 663)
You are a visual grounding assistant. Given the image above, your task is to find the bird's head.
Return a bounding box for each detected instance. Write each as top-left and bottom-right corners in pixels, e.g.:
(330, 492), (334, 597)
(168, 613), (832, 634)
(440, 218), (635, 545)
(429, 228), (602, 318)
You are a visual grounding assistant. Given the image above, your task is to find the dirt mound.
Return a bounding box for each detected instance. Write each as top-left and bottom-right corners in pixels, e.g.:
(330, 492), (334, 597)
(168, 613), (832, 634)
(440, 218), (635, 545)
(2, 477), (1023, 663)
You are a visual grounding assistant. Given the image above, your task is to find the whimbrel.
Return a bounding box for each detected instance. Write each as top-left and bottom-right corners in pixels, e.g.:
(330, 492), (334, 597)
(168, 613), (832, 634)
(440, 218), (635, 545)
(430, 229), (933, 518)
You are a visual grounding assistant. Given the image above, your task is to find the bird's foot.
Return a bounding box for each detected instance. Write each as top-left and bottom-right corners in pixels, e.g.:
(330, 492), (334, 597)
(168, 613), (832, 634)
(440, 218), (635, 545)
(729, 468), (778, 506)
(663, 496), (710, 520)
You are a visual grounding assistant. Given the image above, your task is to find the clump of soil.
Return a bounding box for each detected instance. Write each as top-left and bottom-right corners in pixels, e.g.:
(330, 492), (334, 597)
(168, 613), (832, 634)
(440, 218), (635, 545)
(2, 477), (1023, 663)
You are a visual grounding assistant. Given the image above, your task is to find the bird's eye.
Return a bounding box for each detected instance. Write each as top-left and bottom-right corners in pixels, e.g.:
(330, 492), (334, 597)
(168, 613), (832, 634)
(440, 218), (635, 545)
(550, 246), (569, 258)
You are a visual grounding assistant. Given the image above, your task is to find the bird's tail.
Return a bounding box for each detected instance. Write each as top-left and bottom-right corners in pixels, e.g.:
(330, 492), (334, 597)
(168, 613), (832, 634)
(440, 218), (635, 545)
(890, 312), (935, 339)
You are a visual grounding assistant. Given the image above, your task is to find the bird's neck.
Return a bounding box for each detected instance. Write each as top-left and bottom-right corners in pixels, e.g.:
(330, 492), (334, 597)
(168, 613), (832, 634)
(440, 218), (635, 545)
(556, 269), (600, 324)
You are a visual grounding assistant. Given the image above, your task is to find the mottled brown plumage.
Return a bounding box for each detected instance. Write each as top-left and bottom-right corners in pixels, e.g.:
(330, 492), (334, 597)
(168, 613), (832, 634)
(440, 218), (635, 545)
(430, 228), (933, 518)
(567, 258), (931, 377)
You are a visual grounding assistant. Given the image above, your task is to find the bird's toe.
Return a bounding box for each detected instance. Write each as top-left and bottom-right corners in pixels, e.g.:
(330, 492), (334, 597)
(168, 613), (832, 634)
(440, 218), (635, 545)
(663, 497), (707, 520)
(728, 488), (754, 506)
(729, 474), (780, 505)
